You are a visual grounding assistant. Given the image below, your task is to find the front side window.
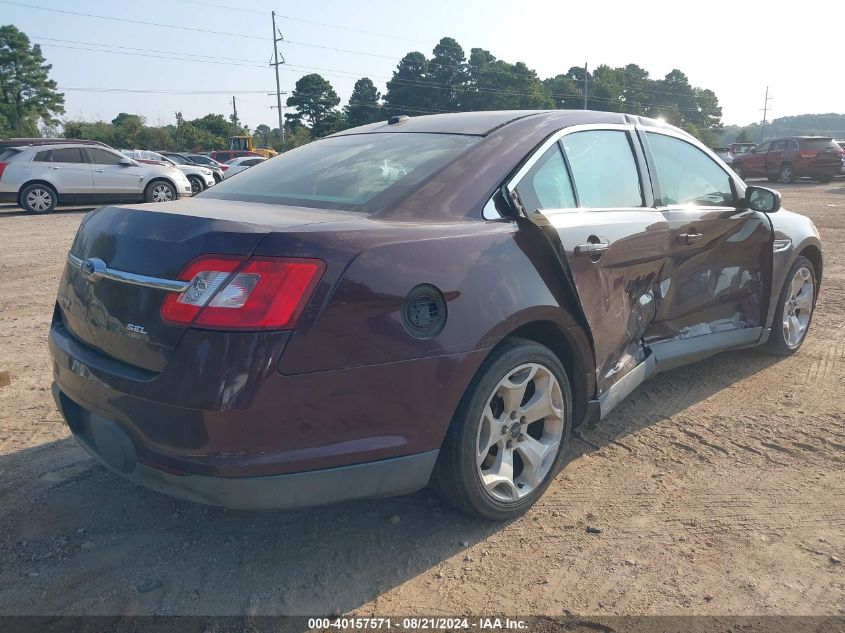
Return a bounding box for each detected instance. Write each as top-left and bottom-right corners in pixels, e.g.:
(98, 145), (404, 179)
(561, 130), (643, 208)
(203, 132), (480, 213)
(646, 132), (734, 207)
(757, 141), (772, 152)
(514, 144), (576, 211)
(87, 148), (124, 165)
(772, 140), (786, 151)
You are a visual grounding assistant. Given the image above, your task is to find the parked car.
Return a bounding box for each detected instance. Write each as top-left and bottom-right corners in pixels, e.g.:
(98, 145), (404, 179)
(711, 147), (733, 164)
(0, 143), (192, 213)
(728, 142), (757, 157)
(157, 151), (224, 184)
(223, 155), (266, 178)
(50, 111), (822, 519)
(838, 141), (845, 174)
(731, 136), (844, 183)
(184, 154), (229, 173)
(121, 150), (215, 195)
(209, 150), (263, 163)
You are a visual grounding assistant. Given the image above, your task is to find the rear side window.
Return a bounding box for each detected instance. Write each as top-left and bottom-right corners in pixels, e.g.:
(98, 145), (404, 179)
(204, 132), (480, 213)
(787, 139), (799, 150)
(243, 159), (262, 167)
(50, 148), (86, 163)
(646, 132), (734, 207)
(0, 148), (22, 161)
(87, 148), (124, 165)
(32, 148), (86, 163)
(560, 130), (643, 208)
(514, 144), (576, 211)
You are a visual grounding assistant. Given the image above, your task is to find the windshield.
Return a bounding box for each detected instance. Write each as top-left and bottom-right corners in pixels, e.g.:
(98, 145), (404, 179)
(166, 154), (189, 164)
(202, 132), (480, 212)
(804, 138), (838, 150)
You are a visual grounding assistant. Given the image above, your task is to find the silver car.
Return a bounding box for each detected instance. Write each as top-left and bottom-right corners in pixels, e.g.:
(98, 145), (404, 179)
(0, 143), (192, 214)
(121, 150), (216, 194)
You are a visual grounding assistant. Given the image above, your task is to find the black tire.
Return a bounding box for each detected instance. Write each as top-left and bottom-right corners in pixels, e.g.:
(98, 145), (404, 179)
(779, 163), (795, 184)
(733, 163), (745, 180)
(816, 174), (834, 184)
(766, 175), (778, 183)
(431, 337), (572, 520)
(19, 183), (57, 214)
(144, 180), (177, 203)
(188, 176), (204, 195)
(765, 255), (817, 356)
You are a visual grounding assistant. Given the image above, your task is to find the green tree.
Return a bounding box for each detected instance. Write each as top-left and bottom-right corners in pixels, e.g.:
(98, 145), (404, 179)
(384, 52), (435, 114)
(110, 112), (145, 148)
(253, 123), (272, 147)
(428, 37), (466, 111)
(344, 77), (382, 127)
(286, 73), (341, 137)
(0, 25), (65, 135)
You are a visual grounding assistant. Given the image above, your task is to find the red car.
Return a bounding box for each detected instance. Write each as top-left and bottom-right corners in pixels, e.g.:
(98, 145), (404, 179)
(50, 111), (823, 519)
(731, 136), (844, 183)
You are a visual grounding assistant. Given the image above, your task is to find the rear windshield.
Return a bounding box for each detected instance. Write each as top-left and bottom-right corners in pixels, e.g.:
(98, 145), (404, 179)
(0, 148), (23, 161)
(803, 138), (838, 150)
(201, 133), (480, 213)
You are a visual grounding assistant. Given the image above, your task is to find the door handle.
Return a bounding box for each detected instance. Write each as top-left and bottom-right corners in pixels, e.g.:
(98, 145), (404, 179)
(679, 231), (704, 245)
(94, 169), (104, 173)
(48, 166), (60, 170)
(574, 242), (610, 257)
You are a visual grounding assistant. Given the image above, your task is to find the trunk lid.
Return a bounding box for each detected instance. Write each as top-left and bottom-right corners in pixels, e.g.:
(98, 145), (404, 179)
(59, 198), (352, 372)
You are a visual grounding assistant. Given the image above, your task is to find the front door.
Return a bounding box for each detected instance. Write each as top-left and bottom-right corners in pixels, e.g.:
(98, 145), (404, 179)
(85, 147), (143, 199)
(744, 141), (771, 177)
(765, 139), (787, 178)
(640, 130), (772, 361)
(509, 126), (670, 397)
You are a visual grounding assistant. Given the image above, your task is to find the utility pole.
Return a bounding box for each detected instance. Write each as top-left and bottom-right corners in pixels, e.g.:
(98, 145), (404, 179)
(271, 11), (285, 145)
(583, 62), (588, 110)
(231, 95), (238, 129)
(760, 86), (773, 143)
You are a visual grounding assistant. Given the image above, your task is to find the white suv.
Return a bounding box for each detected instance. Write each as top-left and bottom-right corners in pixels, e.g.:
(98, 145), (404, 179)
(0, 143), (193, 214)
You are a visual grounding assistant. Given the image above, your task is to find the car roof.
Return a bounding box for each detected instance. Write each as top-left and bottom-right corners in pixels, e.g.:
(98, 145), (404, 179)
(330, 109), (682, 138)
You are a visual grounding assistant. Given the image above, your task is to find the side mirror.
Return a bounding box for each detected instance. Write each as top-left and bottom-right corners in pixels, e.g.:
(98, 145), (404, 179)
(119, 158), (134, 166)
(745, 186), (781, 213)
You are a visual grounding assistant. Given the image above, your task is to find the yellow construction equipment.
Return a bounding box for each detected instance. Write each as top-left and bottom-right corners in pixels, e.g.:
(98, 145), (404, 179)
(229, 136), (278, 158)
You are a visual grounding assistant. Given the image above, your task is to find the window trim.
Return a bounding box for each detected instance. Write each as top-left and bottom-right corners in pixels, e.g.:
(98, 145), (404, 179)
(503, 123), (654, 216)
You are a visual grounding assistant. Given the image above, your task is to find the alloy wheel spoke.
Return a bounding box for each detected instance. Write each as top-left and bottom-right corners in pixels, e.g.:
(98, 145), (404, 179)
(499, 365), (538, 413)
(481, 446), (517, 499)
(515, 434), (558, 488)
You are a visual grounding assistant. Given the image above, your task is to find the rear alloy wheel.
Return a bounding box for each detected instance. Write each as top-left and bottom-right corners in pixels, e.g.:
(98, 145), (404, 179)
(432, 338), (571, 520)
(20, 183), (57, 214)
(145, 180), (176, 203)
(779, 163), (795, 184)
(766, 255), (816, 356)
(188, 176), (204, 195)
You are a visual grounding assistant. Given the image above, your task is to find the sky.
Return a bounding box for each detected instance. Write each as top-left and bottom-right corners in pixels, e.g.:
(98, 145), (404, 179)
(4, 0), (844, 131)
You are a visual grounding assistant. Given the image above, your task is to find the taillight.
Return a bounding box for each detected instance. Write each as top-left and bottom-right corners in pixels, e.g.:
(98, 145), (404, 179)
(798, 150), (818, 159)
(0, 162), (7, 181)
(161, 255), (325, 330)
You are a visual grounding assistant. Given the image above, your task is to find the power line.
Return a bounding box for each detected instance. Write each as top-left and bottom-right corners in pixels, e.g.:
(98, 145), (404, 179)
(34, 39), (708, 113)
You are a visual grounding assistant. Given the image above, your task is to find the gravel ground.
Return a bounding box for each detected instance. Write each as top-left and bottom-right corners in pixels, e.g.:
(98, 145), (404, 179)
(0, 183), (843, 616)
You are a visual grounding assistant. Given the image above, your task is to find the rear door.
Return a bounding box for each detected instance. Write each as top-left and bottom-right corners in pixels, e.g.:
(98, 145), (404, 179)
(640, 130), (772, 357)
(507, 125), (669, 397)
(85, 147), (143, 198)
(32, 147), (93, 196)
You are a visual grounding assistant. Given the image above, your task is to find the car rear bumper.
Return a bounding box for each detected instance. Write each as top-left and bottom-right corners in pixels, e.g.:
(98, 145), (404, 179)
(54, 383), (438, 509)
(49, 313), (487, 507)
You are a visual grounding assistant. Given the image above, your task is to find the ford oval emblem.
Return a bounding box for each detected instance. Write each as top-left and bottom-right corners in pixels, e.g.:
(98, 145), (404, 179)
(80, 257), (107, 283)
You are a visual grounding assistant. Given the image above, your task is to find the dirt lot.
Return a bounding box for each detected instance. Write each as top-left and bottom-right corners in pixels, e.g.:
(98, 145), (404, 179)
(0, 182), (843, 617)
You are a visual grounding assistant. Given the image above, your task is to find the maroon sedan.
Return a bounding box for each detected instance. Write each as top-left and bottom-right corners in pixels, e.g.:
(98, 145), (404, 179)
(731, 136), (844, 183)
(50, 111), (822, 519)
